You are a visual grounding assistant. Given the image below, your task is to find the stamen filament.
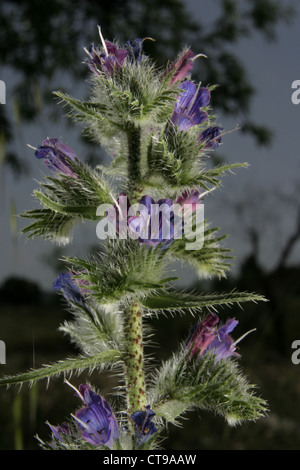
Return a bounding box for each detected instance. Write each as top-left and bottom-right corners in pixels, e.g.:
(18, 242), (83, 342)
(234, 328), (257, 346)
(97, 25), (108, 56)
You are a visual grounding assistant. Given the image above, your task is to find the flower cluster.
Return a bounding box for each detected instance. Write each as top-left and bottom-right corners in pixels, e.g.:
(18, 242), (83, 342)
(47, 382), (157, 449)
(128, 195), (177, 248)
(104, 190), (202, 248)
(85, 29), (199, 82)
(85, 41), (128, 76)
(85, 29), (151, 77)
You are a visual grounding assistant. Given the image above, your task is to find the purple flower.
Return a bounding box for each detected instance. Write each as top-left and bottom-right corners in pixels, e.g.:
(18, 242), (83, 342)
(165, 49), (195, 85)
(103, 192), (202, 247)
(131, 405), (157, 444)
(107, 191), (203, 247)
(85, 44), (103, 75)
(198, 126), (223, 149)
(175, 189), (203, 238)
(186, 313), (240, 362)
(53, 272), (86, 305)
(171, 81), (210, 131)
(35, 138), (78, 177)
(205, 318), (240, 360)
(86, 41), (128, 76)
(47, 422), (70, 442)
(176, 189), (202, 214)
(74, 384), (119, 448)
(128, 195), (176, 248)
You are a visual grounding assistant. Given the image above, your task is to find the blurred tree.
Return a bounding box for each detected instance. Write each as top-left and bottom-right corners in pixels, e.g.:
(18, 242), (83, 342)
(0, 0), (294, 176)
(213, 184), (300, 354)
(0, 276), (41, 304)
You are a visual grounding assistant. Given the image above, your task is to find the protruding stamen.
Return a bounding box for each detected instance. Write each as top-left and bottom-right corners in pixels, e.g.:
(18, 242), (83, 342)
(83, 46), (92, 59)
(234, 328), (256, 346)
(97, 25), (108, 56)
(191, 53), (208, 62)
(219, 125), (241, 138)
(142, 37), (156, 43)
(64, 379), (85, 402)
(27, 144), (38, 151)
(199, 186), (217, 199)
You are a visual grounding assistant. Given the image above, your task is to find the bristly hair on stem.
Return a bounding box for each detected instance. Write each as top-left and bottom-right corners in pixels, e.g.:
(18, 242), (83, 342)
(126, 123), (142, 197)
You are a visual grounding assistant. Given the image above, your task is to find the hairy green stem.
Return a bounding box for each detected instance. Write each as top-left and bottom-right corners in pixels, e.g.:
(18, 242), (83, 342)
(124, 300), (147, 416)
(125, 126), (147, 419)
(127, 124), (142, 197)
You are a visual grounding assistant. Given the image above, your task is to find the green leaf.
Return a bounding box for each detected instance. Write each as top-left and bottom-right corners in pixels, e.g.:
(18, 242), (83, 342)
(141, 289), (267, 314)
(185, 163), (248, 189)
(169, 226), (233, 278)
(53, 91), (109, 121)
(153, 399), (190, 424)
(59, 302), (125, 357)
(21, 209), (78, 243)
(0, 351), (121, 388)
(20, 157), (114, 241)
(34, 191), (98, 219)
(64, 240), (170, 303)
(149, 351), (268, 426)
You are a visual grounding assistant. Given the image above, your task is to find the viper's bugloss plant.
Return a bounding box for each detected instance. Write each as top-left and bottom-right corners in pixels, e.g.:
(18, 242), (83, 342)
(0, 26), (268, 450)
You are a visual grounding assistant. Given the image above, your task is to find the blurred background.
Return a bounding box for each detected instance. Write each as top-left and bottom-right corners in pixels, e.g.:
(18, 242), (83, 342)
(1, 0), (300, 450)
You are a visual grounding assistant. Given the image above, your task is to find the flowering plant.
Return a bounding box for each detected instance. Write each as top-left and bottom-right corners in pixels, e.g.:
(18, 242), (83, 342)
(0, 26), (267, 450)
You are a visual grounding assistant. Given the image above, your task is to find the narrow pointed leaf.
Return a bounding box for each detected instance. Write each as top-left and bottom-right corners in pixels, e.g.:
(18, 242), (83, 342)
(0, 350), (121, 387)
(34, 190), (98, 219)
(141, 289), (266, 313)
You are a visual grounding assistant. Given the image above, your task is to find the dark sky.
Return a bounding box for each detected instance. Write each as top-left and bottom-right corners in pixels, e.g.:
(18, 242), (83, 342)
(1, 0), (300, 290)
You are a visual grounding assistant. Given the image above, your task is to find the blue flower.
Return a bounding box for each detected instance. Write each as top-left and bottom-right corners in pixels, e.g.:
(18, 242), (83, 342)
(125, 38), (145, 63)
(171, 81), (210, 131)
(205, 317), (240, 361)
(131, 405), (157, 444)
(35, 138), (78, 177)
(198, 126), (223, 149)
(186, 313), (240, 362)
(53, 272), (85, 305)
(74, 384), (119, 448)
